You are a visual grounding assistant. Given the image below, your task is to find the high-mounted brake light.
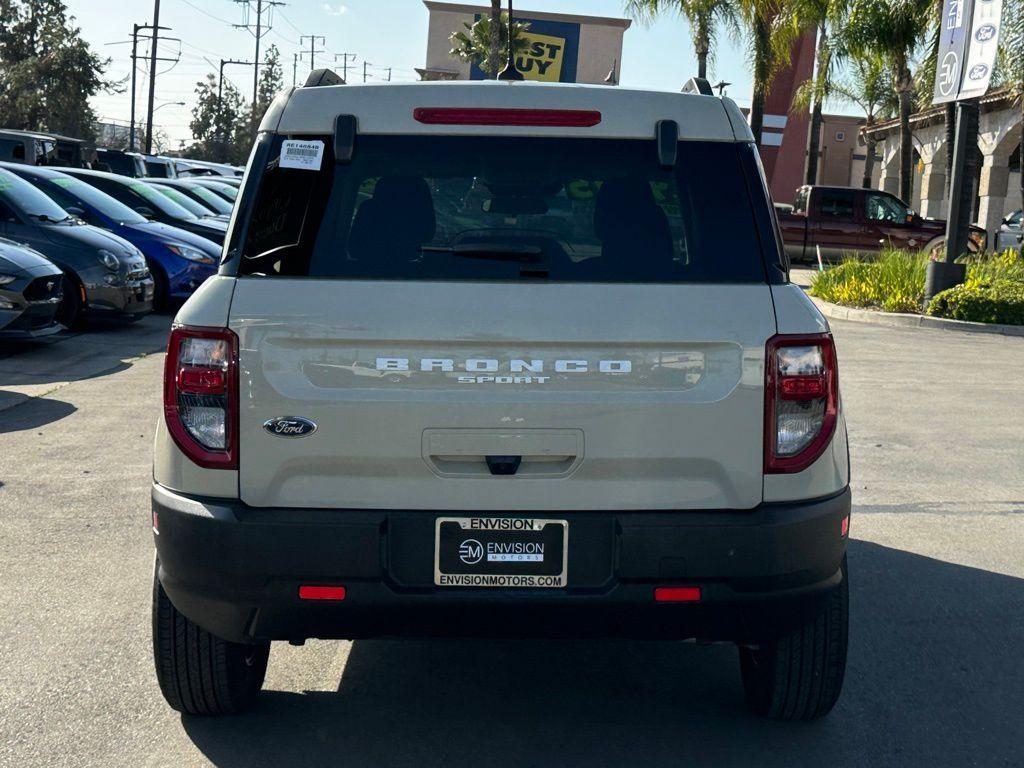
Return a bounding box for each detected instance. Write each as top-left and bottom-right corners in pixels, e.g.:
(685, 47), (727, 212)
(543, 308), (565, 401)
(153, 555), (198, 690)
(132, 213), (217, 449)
(764, 333), (838, 474)
(164, 325), (238, 470)
(654, 586), (702, 603)
(412, 107), (602, 127)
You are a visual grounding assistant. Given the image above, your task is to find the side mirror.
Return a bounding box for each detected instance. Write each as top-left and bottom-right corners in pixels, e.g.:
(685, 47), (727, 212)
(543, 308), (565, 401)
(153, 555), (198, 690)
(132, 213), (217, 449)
(135, 206), (155, 219)
(66, 206), (86, 219)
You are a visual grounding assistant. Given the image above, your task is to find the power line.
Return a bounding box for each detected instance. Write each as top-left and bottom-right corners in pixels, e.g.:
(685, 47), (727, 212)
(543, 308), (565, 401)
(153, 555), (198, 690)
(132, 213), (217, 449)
(233, 0), (286, 126)
(179, 0), (234, 26)
(300, 35), (326, 72)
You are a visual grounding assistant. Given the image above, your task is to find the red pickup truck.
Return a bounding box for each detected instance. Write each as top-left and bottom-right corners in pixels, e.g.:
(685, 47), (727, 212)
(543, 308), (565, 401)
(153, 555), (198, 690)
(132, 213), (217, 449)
(777, 185), (986, 263)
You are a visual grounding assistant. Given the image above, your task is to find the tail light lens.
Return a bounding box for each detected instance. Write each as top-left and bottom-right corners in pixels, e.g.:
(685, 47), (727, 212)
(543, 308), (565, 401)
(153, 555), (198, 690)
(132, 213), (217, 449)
(765, 333), (838, 474)
(164, 326), (238, 469)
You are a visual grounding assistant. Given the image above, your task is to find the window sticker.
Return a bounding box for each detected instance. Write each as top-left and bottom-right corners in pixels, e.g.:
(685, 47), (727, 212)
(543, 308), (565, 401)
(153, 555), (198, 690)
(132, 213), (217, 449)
(280, 140), (324, 171)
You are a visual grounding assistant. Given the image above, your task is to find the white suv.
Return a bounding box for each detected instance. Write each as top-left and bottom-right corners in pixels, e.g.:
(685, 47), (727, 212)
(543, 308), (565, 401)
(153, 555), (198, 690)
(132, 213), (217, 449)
(151, 74), (850, 720)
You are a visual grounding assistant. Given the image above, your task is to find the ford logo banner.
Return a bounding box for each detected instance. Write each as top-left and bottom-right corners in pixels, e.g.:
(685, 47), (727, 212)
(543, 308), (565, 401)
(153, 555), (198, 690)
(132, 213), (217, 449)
(263, 416), (318, 438)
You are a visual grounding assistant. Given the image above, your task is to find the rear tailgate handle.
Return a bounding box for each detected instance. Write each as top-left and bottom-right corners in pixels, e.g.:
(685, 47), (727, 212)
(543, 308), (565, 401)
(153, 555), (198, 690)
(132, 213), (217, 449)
(485, 455), (522, 476)
(422, 429), (584, 479)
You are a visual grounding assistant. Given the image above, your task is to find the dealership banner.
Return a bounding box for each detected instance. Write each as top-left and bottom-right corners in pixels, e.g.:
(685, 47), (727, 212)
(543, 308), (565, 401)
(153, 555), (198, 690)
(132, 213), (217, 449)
(933, 0), (1003, 103)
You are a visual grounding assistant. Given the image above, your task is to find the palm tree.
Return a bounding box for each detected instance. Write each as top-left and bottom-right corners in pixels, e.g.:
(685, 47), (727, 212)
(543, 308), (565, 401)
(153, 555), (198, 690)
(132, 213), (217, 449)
(845, 0), (933, 201)
(449, 12), (531, 77)
(624, 0), (739, 80)
(830, 52), (897, 187)
(487, 0), (502, 76)
(737, 0), (790, 145)
(784, 0), (850, 185)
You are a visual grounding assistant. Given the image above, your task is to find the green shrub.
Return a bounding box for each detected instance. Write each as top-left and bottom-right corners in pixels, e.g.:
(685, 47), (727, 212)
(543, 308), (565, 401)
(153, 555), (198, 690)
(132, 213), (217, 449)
(926, 279), (1024, 325)
(963, 249), (1024, 284)
(809, 250), (926, 310)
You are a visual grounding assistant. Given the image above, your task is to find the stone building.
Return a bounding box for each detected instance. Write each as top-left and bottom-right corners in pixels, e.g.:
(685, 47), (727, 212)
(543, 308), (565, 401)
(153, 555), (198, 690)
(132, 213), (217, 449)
(863, 88), (1022, 243)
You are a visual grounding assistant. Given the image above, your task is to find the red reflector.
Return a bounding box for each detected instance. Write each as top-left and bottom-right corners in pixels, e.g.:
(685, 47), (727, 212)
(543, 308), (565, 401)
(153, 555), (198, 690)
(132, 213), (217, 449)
(152, 510), (159, 534)
(298, 585), (346, 601)
(841, 515), (850, 537)
(780, 375), (826, 399)
(177, 366), (226, 394)
(654, 586), (702, 603)
(413, 107), (602, 127)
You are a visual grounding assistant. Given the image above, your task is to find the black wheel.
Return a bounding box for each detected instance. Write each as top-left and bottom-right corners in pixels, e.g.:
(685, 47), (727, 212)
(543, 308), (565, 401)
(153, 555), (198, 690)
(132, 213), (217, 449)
(148, 261), (170, 313)
(55, 274), (83, 329)
(738, 555), (848, 720)
(152, 559), (269, 715)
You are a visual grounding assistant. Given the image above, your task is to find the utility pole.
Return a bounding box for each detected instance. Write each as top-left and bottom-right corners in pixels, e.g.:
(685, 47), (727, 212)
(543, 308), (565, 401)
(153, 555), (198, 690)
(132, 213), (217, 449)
(129, 22), (176, 151)
(292, 52), (298, 86)
(334, 52), (356, 82)
(363, 60), (368, 83)
(300, 35), (326, 72)
(234, 0), (285, 128)
(144, 0), (163, 154)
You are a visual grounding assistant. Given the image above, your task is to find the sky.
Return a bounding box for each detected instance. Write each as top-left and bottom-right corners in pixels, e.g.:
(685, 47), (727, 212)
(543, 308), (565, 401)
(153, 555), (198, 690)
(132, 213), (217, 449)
(65, 0), (862, 148)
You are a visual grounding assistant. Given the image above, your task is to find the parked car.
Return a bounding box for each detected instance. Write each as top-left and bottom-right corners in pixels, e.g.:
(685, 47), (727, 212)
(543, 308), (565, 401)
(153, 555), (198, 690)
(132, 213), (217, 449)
(778, 185), (987, 262)
(0, 237), (63, 338)
(144, 179), (232, 220)
(150, 178), (235, 217)
(58, 168), (227, 245)
(185, 177), (238, 202)
(5, 164), (219, 309)
(94, 148), (149, 178)
(142, 155), (177, 178)
(0, 129), (92, 168)
(174, 158), (243, 177)
(151, 78), (850, 721)
(0, 167), (152, 325)
(996, 210), (1022, 252)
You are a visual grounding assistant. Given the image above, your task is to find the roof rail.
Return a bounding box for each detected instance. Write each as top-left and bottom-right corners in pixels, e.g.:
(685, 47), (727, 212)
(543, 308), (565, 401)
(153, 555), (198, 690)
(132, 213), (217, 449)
(304, 69), (345, 88)
(681, 77), (714, 96)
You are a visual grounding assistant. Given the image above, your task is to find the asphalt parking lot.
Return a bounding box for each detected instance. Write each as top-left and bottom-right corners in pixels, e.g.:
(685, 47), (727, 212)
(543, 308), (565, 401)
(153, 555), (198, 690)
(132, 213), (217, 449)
(1, 313), (1022, 768)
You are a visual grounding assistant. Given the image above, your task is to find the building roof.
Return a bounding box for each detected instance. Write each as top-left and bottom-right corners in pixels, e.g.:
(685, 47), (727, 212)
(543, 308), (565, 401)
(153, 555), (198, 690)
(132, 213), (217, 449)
(423, 1), (632, 29)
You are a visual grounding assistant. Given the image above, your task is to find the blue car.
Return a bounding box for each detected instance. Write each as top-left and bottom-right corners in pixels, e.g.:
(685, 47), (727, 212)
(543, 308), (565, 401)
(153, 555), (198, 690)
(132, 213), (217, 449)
(3, 163), (220, 309)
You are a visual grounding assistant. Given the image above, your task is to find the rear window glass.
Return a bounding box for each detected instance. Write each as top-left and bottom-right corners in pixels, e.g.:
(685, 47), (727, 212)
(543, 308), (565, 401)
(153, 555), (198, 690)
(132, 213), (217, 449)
(238, 135), (771, 283)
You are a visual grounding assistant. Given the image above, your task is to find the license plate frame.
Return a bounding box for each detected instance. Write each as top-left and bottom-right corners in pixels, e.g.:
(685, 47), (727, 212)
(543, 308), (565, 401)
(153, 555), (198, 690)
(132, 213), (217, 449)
(434, 517), (568, 588)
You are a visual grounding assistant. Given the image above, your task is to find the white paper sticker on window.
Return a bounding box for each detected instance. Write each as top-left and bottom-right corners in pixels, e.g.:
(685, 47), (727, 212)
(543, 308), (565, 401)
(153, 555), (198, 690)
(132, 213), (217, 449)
(279, 139), (324, 170)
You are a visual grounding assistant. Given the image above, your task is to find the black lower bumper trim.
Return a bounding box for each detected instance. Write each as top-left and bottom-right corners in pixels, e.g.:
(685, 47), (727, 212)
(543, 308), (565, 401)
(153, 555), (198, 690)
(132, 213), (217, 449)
(153, 485), (850, 644)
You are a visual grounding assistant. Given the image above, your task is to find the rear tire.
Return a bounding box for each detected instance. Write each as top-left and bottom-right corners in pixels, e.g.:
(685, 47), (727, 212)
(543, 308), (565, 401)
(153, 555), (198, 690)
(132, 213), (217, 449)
(738, 555), (848, 720)
(152, 559), (269, 715)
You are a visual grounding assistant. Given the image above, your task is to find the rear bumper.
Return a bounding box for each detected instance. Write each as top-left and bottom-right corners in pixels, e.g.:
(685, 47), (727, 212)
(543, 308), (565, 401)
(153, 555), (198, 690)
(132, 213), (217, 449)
(153, 484), (851, 644)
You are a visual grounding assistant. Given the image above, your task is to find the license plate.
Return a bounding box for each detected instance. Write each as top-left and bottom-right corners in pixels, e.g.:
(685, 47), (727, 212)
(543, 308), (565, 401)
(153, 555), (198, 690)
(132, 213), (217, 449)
(434, 517), (568, 588)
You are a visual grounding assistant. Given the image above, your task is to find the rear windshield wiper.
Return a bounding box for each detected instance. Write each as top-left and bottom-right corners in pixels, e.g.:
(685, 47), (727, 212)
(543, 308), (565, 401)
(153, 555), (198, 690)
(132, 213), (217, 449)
(420, 243), (543, 262)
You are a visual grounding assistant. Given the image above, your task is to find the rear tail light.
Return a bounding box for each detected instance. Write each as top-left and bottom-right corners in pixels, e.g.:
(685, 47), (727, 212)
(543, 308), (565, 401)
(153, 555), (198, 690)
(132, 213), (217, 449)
(164, 325), (238, 469)
(654, 586), (702, 603)
(765, 333), (838, 473)
(413, 107), (602, 127)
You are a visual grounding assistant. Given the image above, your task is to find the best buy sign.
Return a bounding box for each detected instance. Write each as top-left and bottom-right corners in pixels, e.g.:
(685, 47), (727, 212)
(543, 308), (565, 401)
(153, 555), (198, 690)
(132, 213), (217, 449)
(517, 32), (566, 82)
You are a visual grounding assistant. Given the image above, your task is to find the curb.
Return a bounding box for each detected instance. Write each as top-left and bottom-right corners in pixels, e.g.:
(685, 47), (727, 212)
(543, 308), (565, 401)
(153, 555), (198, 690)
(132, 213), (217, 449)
(809, 296), (1024, 338)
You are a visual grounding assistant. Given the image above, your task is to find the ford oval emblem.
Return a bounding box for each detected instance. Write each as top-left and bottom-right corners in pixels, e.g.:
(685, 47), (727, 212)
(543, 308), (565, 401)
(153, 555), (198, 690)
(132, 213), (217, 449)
(263, 416), (317, 438)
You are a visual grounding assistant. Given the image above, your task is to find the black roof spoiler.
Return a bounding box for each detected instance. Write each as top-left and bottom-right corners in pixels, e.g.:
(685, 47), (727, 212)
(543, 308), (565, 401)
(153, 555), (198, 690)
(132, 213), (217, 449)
(304, 68), (345, 87)
(681, 77), (714, 96)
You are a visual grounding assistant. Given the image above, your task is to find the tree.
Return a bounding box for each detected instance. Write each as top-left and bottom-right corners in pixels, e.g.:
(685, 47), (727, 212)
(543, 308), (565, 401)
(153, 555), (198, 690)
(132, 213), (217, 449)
(845, 0), (933, 201)
(487, 0), (502, 76)
(783, 0), (850, 185)
(0, 0), (117, 139)
(830, 52), (896, 187)
(625, 0), (739, 81)
(252, 44), (284, 127)
(187, 72), (249, 165)
(737, 0), (790, 146)
(449, 12), (531, 76)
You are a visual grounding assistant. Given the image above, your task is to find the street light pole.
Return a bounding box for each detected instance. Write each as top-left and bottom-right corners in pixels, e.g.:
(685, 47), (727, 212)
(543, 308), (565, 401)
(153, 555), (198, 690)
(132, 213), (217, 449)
(129, 24), (140, 151)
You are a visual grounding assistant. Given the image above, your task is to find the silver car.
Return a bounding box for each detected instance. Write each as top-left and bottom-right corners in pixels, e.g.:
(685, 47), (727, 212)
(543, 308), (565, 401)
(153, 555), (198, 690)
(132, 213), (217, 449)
(996, 210), (1022, 252)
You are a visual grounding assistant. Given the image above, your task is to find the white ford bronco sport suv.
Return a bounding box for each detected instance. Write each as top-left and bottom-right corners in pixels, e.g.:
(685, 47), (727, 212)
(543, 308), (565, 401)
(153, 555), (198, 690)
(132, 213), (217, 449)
(151, 73), (850, 720)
